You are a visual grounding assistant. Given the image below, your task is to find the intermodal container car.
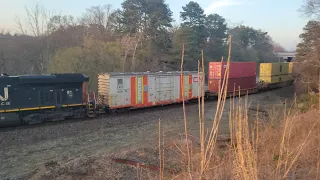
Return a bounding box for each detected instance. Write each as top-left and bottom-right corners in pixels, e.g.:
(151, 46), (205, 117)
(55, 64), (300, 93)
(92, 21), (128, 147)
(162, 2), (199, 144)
(208, 62), (257, 79)
(98, 71), (202, 110)
(260, 63), (289, 76)
(208, 76), (256, 94)
(260, 74), (291, 84)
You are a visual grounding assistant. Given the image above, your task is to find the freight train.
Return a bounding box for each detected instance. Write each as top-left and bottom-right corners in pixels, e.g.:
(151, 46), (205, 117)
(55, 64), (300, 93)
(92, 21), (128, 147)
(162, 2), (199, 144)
(0, 62), (294, 127)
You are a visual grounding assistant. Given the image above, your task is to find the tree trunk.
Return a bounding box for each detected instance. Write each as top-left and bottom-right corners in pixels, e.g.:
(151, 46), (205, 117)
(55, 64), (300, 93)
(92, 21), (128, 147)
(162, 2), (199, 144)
(123, 50), (128, 72)
(131, 33), (142, 72)
(0, 50), (6, 73)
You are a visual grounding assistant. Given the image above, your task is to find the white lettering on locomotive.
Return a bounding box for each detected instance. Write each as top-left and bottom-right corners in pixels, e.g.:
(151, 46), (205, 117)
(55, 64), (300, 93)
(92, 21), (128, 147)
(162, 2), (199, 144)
(0, 102), (10, 106)
(0, 87), (9, 101)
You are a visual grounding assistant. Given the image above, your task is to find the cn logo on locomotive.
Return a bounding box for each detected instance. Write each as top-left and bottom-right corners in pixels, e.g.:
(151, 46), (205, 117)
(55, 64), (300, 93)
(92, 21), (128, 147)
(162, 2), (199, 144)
(0, 87), (10, 105)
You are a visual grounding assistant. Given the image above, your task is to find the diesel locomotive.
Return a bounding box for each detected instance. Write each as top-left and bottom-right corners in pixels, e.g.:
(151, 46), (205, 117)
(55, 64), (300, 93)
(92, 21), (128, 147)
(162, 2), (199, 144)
(0, 73), (96, 127)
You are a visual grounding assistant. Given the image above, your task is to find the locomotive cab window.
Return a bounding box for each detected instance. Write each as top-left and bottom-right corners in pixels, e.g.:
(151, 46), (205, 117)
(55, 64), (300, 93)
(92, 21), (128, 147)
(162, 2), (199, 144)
(280, 65), (282, 72)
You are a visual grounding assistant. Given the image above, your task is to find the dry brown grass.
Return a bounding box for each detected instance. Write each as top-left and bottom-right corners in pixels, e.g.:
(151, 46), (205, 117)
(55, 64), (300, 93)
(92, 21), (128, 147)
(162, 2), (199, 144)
(159, 35), (320, 180)
(29, 36), (320, 180)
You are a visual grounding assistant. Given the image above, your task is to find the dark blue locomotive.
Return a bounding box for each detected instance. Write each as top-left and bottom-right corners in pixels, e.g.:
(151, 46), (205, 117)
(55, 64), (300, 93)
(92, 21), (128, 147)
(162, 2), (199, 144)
(0, 73), (94, 127)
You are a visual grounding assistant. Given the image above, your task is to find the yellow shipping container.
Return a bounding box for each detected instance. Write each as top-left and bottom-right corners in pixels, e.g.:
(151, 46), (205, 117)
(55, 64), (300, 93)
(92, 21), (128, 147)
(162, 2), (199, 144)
(260, 74), (292, 84)
(260, 63), (289, 76)
(288, 62), (293, 73)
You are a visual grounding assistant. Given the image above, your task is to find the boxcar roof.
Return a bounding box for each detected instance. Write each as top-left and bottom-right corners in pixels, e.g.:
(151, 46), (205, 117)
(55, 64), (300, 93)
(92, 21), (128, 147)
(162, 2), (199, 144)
(0, 73), (89, 84)
(99, 71), (199, 76)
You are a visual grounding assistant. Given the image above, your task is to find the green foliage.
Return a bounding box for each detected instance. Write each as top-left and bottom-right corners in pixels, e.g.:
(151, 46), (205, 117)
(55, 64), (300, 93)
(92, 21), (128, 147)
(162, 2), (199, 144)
(296, 21), (320, 61)
(295, 21), (320, 92)
(1, 1), (280, 76)
(121, 0), (172, 36)
(119, 0), (173, 71)
(180, 1), (207, 70)
(204, 13), (228, 64)
(228, 26), (276, 62)
(180, 1), (206, 27)
(48, 38), (123, 91)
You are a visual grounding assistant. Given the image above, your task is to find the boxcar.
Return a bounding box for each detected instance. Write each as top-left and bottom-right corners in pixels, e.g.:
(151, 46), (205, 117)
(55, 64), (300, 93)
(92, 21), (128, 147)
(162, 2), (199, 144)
(208, 62), (257, 94)
(0, 74), (89, 127)
(98, 71), (202, 111)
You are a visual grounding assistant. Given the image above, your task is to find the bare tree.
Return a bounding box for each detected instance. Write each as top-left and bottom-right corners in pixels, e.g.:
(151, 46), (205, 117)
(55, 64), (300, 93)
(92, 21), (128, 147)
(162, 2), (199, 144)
(81, 5), (112, 29)
(0, 49), (7, 73)
(0, 27), (11, 35)
(48, 15), (78, 32)
(14, 3), (55, 74)
(273, 42), (286, 52)
(301, 0), (320, 19)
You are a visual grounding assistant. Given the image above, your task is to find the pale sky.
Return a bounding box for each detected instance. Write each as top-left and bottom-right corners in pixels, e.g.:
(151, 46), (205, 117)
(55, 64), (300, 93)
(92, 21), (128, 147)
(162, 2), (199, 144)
(0, 0), (309, 50)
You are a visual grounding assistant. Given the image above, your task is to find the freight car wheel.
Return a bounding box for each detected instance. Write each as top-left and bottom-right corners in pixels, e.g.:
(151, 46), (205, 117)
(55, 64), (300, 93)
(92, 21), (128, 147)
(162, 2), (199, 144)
(116, 108), (129, 113)
(110, 109), (117, 114)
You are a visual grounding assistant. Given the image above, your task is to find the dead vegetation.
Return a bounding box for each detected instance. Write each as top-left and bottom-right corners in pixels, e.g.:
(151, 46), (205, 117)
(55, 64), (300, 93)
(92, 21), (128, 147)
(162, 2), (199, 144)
(29, 103), (320, 180)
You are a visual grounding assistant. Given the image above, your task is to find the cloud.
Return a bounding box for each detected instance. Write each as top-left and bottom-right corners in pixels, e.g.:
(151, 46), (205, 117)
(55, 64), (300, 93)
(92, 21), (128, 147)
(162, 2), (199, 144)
(204, 0), (254, 14)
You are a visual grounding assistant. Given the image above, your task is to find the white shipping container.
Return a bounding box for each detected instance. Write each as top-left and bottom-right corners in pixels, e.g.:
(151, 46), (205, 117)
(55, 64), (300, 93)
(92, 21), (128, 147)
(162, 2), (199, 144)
(98, 71), (202, 110)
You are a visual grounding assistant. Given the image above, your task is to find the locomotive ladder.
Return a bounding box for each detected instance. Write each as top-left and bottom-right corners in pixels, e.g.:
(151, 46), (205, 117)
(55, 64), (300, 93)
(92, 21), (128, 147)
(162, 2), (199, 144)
(86, 92), (96, 118)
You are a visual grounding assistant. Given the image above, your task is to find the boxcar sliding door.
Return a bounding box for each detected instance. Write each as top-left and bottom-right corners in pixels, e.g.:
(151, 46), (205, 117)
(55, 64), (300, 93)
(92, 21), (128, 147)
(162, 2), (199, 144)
(113, 76), (131, 108)
(155, 74), (174, 103)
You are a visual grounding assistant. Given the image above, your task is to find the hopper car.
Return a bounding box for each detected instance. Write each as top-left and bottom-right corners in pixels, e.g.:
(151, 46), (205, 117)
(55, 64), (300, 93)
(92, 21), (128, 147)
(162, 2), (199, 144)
(0, 62), (294, 127)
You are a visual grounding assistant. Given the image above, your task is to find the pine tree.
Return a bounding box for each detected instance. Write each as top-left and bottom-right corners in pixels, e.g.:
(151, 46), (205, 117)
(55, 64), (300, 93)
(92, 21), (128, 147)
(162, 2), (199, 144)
(296, 20), (320, 92)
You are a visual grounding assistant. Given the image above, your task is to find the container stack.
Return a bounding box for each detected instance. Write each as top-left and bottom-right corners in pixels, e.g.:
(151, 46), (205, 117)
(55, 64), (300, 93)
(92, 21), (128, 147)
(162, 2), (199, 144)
(208, 62), (257, 94)
(259, 63), (290, 83)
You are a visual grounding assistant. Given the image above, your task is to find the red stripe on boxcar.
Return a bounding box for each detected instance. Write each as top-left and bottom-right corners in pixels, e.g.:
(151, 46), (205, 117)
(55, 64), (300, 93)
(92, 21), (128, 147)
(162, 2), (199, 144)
(131, 77), (136, 106)
(180, 75), (183, 100)
(188, 74), (192, 98)
(143, 76), (148, 105)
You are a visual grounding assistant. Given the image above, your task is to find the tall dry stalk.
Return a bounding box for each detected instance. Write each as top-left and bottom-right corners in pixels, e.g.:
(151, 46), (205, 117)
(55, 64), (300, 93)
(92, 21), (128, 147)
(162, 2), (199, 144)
(158, 119), (163, 180)
(197, 59), (203, 172)
(180, 44), (192, 178)
(230, 93), (258, 180)
(200, 50), (205, 174)
(189, 35), (233, 178)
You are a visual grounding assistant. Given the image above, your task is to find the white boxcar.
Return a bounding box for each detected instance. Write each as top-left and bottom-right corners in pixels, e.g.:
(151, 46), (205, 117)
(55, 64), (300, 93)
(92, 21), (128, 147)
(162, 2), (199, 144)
(98, 71), (202, 110)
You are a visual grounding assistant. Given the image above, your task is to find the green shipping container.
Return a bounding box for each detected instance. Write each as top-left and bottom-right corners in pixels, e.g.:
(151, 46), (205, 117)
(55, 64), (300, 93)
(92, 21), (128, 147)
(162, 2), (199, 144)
(260, 63), (289, 76)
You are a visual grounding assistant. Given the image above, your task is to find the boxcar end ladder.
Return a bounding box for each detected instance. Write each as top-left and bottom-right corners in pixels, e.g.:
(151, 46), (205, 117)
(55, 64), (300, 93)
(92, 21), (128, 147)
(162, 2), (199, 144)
(86, 92), (96, 118)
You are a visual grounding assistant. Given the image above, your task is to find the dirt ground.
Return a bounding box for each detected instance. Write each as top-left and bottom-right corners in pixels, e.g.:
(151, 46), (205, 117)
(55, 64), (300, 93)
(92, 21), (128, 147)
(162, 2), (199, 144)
(0, 87), (294, 180)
